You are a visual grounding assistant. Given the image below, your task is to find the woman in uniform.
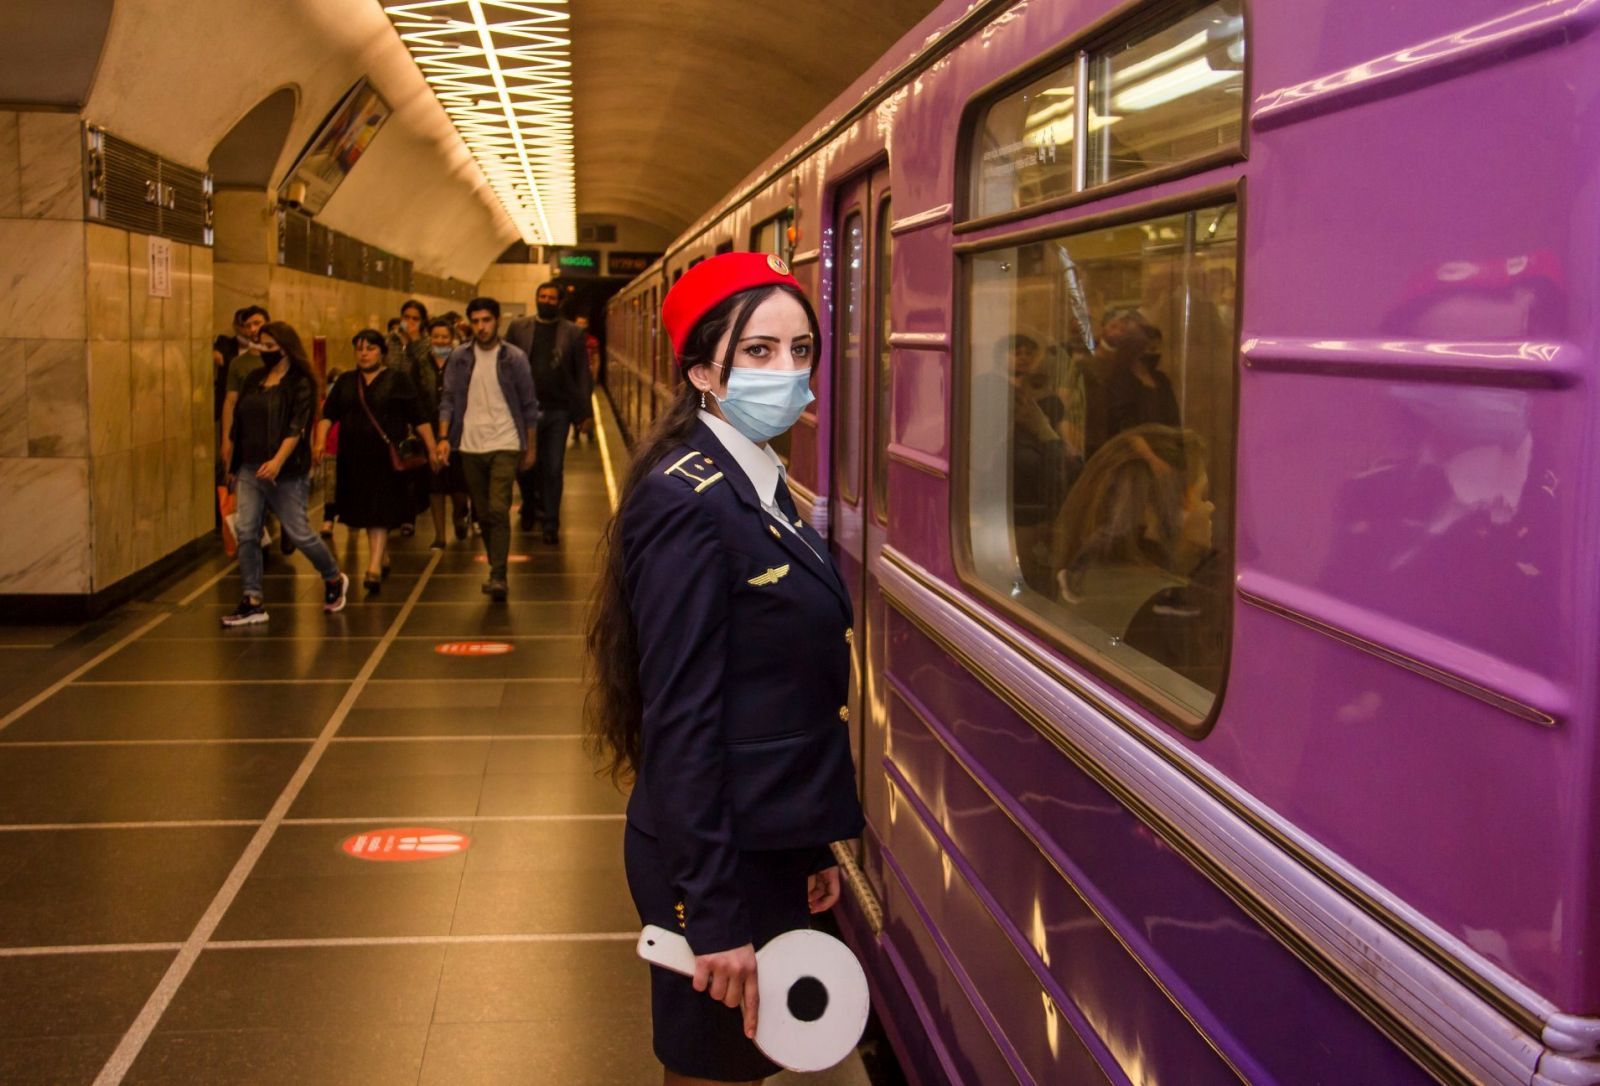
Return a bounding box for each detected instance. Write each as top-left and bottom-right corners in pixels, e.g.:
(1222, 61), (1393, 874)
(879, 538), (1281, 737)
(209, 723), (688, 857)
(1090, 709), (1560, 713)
(587, 253), (864, 1085)
(314, 330), (436, 593)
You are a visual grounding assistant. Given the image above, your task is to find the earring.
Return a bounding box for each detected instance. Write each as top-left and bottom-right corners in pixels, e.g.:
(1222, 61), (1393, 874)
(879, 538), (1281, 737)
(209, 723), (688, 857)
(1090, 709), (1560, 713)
(699, 389), (706, 409)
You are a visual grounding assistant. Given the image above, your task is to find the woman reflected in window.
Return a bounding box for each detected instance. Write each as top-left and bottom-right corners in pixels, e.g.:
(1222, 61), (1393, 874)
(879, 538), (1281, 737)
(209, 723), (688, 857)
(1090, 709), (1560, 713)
(1052, 424), (1224, 689)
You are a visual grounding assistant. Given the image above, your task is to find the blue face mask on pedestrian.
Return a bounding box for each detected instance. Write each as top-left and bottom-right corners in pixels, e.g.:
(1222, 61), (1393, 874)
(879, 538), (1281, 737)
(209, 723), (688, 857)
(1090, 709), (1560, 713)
(711, 367), (815, 444)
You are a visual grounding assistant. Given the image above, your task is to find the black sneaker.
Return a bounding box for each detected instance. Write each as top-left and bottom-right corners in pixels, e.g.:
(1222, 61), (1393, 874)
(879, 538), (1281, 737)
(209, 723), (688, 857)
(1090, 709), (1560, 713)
(323, 572), (350, 613)
(280, 534), (295, 557)
(485, 578), (508, 601)
(222, 599), (268, 627)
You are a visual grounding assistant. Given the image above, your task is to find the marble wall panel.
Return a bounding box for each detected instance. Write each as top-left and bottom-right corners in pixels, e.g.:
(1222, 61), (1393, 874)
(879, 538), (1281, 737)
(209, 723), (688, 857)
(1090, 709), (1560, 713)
(0, 456), (90, 593)
(0, 219), (86, 339)
(130, 341), (162, 447)
(166, 243), (192, 344)
(25, 339), (88, 458)
(130, 440), (163, 571)
(128, 232), (166, 342)
(86, 223), (131, 342)
(161, 340), (189, 444)
(191, 246), (215, 344)
(91, 448), (134, 589)
(0, 339), (25, 458)
(190, 443), (215, 540)
(212, 191), (273, 264)
(0, 112), (20, 218)
(162, 436), (190, 553)
(87, 339), (131, 457)
(190, 339), (215, 452)
(17, 112), (81, 221)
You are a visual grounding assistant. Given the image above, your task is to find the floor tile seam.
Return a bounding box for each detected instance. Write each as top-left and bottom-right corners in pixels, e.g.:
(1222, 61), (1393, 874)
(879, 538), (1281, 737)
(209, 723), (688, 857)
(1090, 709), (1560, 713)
(0, 735), (588, 751)
(205, 933), (640, 949)
(65, 677), (585, 686)
(0, 820), (262, 832)
(89, 549), (445, 1086)
(116, 634), (583, 641)
(0, 932), (642, 959)
(0, 614), (174, 735)
(0, 943), (185, 957)
(0, 814), (625, 832)
(71, 679), (351, 686)
(167, 558), (246, 609)
(0, 738), (315, 748)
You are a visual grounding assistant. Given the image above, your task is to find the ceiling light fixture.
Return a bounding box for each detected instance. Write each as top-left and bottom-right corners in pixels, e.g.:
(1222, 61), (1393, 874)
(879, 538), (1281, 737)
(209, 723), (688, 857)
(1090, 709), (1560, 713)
(382, 0), (576, 245)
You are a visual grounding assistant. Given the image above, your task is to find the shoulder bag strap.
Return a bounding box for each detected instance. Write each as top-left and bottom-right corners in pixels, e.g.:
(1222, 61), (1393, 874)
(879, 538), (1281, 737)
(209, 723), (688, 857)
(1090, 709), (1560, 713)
(354, 372), (395, 449)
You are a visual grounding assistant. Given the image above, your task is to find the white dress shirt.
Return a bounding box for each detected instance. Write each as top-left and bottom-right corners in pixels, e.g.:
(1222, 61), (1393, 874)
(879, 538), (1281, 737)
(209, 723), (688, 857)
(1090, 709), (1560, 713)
(697, 410), (820, 559)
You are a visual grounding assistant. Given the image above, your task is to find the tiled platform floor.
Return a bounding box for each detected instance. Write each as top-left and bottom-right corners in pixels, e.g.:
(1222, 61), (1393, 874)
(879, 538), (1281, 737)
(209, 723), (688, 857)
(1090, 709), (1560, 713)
(0, 420), (885, 1085)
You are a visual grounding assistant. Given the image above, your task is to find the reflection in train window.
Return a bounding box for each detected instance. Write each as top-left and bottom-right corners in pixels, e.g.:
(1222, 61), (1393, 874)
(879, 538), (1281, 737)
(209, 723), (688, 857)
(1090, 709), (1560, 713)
(1087, 2), (1245, 186)
(836, 211), (866, 503)
(872, 196), (894, 522)
(966, 0), (1244, 220)
(964, 202), (1237, 722)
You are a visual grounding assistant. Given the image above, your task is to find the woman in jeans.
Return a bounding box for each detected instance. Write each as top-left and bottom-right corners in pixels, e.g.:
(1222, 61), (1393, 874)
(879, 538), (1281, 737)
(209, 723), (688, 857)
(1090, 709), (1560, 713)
(316, 330), (437, 593)
(223, 321), (349, 627)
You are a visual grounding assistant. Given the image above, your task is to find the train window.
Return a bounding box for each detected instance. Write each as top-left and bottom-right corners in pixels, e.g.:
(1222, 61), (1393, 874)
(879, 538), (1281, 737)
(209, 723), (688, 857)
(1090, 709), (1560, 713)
(970, 57), (1079, 219)
(871, 196), (894, 522)
(1087, 2), (1245, 186)
(752, 212), (788, 256)
(966, 0), (1244, 221)
(963, 201), (1237, 724)
(835, 210), (867, 503)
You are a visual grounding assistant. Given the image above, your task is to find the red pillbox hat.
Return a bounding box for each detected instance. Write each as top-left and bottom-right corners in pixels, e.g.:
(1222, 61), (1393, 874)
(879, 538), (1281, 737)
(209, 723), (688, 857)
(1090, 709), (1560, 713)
(661, 252), (802, 364)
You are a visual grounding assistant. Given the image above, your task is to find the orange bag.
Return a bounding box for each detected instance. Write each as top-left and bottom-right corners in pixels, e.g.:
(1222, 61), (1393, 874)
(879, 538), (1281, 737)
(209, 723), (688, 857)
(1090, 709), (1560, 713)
(218, 485), (239, 557)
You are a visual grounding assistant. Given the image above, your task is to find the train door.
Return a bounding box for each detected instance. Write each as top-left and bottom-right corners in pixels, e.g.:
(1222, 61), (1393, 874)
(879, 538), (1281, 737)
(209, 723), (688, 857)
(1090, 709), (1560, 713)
(827, 163), (890, 817)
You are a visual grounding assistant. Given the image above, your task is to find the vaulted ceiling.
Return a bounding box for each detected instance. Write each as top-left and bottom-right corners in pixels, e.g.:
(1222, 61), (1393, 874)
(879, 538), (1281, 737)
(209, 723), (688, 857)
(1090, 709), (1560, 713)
(569, 1), (946, 239)
(6, 0), (946, 278)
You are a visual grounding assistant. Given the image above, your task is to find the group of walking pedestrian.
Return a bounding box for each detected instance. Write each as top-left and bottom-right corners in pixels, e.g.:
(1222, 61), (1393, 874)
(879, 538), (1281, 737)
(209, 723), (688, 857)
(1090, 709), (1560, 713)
(215, 286), (593, 623)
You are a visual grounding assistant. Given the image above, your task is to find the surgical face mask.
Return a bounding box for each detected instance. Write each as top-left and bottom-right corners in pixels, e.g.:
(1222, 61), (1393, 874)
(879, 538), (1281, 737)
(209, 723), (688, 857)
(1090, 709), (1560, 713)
(431, 345), (451, 360)
(261, 349), (283, 365)
(536, 302), (560, 321)
(712, 366), (814, 444)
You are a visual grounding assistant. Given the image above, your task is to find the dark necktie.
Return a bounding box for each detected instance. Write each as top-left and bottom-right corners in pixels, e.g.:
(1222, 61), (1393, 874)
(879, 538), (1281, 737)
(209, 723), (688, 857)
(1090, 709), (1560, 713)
(773, 482), (802, 528)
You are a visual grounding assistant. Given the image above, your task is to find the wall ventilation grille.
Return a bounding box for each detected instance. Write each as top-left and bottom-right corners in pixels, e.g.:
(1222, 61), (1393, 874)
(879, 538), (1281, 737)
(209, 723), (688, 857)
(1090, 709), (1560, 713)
(86, 126), (212, 245)
(274, 207), (474, 301)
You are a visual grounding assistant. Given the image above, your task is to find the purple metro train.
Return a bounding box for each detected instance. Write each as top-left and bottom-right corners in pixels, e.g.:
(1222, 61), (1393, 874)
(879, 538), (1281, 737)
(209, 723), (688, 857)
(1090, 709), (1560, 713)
(604, 1), (1600, 1082)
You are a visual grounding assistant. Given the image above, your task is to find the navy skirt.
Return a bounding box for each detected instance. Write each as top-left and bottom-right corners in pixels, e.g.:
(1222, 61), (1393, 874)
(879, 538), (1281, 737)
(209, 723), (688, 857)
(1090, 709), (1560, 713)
(624, 824), (819, 1082)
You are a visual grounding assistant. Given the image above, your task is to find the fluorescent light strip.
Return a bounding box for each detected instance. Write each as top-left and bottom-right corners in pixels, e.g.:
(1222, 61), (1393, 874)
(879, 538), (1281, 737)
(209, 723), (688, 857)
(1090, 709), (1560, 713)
(382, 0), (576, 244)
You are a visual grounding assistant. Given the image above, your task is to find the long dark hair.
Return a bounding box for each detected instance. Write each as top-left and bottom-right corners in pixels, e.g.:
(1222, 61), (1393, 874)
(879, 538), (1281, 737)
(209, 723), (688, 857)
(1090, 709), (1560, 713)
(259, 320), (321, 396)
(585, 284), (819, 784)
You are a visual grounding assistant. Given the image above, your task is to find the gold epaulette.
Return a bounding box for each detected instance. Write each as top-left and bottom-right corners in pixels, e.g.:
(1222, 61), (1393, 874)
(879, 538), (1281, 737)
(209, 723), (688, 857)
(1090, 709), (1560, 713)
(662, 450), (723, 493)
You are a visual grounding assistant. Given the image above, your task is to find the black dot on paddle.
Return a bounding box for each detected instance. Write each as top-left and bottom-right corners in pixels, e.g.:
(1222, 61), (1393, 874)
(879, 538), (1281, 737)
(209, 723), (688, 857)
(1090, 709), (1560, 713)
(786, 976), (829, 1023)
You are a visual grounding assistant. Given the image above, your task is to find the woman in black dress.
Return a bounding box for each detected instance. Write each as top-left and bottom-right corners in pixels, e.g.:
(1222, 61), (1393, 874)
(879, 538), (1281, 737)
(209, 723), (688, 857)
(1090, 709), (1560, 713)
(314, 330), (437, 592)
(587, 253), (864, 1085)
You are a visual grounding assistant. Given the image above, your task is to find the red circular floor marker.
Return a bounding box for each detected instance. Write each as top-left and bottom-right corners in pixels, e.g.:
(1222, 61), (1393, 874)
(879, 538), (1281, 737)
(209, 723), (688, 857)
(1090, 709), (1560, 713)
(435, 641), (514, 656)
(473, 554), (531, 563)
(340, 828), (471, 863)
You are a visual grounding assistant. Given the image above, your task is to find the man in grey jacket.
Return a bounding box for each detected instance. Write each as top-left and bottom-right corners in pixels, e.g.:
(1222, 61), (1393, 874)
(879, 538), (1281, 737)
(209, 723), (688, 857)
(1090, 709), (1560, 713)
(435, 297), (539, 600)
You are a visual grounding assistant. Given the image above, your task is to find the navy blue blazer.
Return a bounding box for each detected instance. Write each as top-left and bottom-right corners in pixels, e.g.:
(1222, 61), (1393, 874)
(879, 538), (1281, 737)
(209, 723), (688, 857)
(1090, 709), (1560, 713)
(621, 418), (865, 953)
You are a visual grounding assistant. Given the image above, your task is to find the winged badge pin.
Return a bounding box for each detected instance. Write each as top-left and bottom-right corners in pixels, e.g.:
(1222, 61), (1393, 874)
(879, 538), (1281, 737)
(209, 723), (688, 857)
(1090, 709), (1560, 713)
(747, 564), (791, 587)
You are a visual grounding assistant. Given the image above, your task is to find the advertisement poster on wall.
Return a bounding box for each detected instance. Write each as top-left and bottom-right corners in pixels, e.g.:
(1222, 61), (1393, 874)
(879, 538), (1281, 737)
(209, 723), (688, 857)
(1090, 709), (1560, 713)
(279, 78), (392, 215)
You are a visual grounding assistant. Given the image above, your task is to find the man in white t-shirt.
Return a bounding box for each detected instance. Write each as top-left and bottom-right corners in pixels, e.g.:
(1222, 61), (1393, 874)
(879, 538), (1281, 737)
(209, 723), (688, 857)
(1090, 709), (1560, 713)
(435, 297), (539, 599)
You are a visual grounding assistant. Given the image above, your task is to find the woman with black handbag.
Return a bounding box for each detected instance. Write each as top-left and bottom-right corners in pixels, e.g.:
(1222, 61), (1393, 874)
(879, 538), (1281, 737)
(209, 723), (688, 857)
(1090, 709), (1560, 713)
(314, 330), (437, 593)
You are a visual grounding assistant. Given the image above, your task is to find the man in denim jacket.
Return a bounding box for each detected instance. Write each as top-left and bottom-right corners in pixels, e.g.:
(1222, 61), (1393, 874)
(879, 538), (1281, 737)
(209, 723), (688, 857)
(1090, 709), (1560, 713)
(435, 296), (540, 600)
